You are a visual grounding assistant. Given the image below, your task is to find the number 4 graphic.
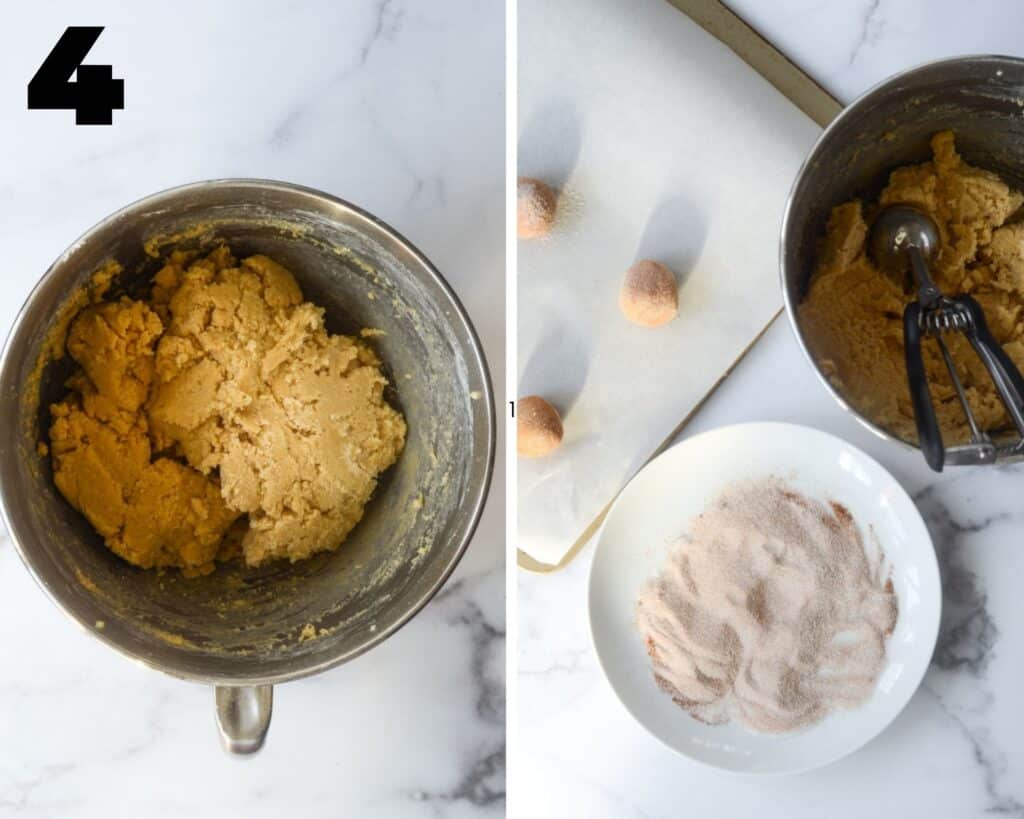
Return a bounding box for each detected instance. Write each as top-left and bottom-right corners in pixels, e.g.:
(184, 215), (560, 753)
(28, 27), (124, 125)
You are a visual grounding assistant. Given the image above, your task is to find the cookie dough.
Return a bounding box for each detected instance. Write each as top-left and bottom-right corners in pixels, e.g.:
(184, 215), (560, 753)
(49, 298), (238, 575)
(800, 131), (1024, 442)
(517, 177), (557, 239)
(619, 260), (678, 328)
(516, 395), (563, 457)
(49, 247), (406, 574)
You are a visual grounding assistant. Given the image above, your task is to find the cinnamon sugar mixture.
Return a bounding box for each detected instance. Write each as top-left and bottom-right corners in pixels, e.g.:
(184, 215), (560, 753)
(636, 477), (898, 734)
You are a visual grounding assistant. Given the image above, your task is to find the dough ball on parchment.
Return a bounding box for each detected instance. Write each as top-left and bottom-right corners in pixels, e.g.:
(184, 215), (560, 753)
(517, 395), (563, 458)
(619, 260), (678, 327)
(517, 177), (557, 239)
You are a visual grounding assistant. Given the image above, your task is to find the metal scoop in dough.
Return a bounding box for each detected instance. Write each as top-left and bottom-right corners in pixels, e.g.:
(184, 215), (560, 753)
(869, 204), (1024, 471)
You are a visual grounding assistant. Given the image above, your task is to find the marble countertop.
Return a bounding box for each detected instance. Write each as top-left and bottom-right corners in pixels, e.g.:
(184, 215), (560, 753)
(518, 2), (1024, 817)
(0, 2), (504, 817)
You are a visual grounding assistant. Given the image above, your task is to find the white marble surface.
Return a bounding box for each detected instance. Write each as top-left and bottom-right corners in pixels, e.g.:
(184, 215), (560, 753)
(0, 2), (504, 817)
(519, 2), (1024, 817)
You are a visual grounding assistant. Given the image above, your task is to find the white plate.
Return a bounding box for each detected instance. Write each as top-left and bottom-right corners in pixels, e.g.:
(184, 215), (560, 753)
(588, 422), (941, 774)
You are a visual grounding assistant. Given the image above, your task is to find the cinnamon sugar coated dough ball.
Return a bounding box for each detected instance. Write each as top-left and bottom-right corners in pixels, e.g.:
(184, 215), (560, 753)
(517, 177), (557, 239)
(517, 395), (563, 458)
(619, 260), (678, 327)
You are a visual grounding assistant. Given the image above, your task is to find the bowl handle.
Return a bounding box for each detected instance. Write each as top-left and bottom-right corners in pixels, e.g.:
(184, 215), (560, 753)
(215, 684), (273, 755)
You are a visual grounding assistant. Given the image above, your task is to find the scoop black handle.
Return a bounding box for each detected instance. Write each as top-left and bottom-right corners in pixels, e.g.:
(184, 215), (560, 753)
(904, 301), (945, 471)
(959, 295), (1024, 415)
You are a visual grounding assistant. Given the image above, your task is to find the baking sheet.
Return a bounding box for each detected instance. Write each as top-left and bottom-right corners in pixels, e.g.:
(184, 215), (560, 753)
(517, 0), (824, 567)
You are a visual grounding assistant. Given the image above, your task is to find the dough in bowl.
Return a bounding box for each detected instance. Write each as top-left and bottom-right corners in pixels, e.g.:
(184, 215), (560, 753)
(49, 246), (406, 575)
(800, 131), (1024, 443)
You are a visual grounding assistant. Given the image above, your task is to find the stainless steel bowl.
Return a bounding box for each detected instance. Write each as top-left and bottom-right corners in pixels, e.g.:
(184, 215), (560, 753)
(781, 55), (1024, 457)
(0, 180), (495, 753)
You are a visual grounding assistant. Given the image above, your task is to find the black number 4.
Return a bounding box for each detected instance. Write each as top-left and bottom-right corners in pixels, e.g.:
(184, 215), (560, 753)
(28, 27), (124, 125)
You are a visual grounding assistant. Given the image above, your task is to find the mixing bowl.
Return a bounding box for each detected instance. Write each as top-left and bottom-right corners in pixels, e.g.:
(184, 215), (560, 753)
(0, 180), (495, 753)
(781, 55), (1024, 460)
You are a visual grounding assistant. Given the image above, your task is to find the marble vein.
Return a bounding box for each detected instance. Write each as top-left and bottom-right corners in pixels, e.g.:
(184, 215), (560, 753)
(362, 100), (447, 209)
(401, 571), (506, 815)
(434, 576), (507, 726)
(270, 0), (408, 148)
(0, 764), (75, 813)
(847, 0), (883, 67)
(915, 484), (1004, 677)
(519, 645), (590, 679)
(361, 0), (405, 66)
(409, 749), (505, 815)
(923, 685), (1023, 817)
(915, 479), (1024, 816)
(106, 690), (173, 764)
(529, 754), (658, 819)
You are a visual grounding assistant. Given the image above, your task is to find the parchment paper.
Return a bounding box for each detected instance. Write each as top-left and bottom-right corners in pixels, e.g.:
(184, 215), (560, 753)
(518, 0), (822, 565)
